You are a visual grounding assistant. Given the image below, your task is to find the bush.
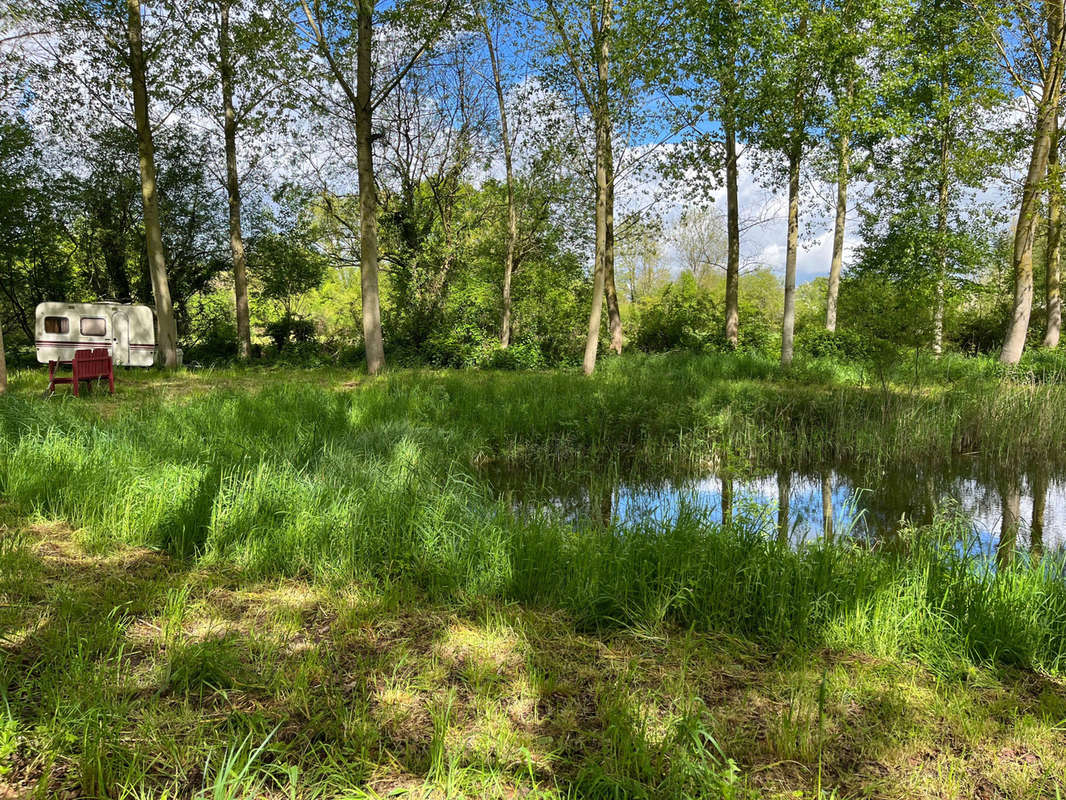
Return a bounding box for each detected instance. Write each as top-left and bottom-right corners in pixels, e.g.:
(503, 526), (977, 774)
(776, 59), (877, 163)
(634, 274), (717, 352)
(798, 329), (869, 361)
(483, 341), (546, 371)
(265, 315), (317, 352)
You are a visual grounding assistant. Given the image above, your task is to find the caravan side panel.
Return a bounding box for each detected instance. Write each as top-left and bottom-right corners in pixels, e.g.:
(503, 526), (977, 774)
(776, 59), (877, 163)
(35, 302), (112, 364)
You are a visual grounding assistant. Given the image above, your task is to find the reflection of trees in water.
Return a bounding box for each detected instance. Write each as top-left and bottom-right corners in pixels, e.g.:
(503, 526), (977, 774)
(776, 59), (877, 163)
(777, 470), (791, 543)
(822, 473), (833, 542)
(1032, 468), (1048, 561)
(998, 481), (1021, 568)
(483, 458), (1066, 552)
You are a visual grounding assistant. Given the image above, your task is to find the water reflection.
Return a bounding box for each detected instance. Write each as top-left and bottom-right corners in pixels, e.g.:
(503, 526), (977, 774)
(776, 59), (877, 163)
(487, 462), (1066, 556)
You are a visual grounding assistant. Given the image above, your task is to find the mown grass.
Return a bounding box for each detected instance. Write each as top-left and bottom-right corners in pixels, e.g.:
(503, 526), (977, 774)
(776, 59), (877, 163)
(3, 352), (1066, 796)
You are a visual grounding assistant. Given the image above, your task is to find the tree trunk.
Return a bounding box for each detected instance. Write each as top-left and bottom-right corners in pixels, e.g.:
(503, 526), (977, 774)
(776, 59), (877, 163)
(0, 317), (7, 394)
(825, 130), (849, 333)
(582, 2), (612, 375)
(219, 0), (252, 362)
(480, 14), (517, 348)
(1045, 123), (1062, 348)
(933, 116), (950, 356)
(1001, 2), (1065, 364)
(127, 0), (178, 368)
(583, 125), (609, 375)
(781, 139), (801, 367)
(604, 172), (622, 353)
(356, 0), (385, 374)
(724, 114), (740, 347)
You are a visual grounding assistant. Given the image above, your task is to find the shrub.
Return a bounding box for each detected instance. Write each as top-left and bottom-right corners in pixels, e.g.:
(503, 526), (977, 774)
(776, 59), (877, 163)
(634, 274), (717, 352)
(483, 341), (546, 371)
(798, 329), (869, 361)
(265, 315), (316, 352)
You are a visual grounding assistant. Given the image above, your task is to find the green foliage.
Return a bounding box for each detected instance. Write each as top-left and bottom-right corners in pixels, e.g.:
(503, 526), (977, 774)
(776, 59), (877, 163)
(634, 273), (718, 351)
(797, 328), (869, 360)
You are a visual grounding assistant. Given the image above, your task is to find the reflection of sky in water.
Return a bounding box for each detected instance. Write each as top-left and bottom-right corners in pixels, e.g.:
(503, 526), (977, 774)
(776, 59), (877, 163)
(512, 471), (1066, 556)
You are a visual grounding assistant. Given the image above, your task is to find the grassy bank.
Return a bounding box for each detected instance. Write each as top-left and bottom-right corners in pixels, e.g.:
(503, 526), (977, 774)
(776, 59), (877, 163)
(4, 520), (1065, 799)
(3, 354), (1066, 796)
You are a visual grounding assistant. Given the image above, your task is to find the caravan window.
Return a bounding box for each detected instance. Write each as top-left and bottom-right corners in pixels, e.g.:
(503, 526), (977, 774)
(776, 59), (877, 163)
(44, 316), (69, 334)
(80, 317), (106, 336)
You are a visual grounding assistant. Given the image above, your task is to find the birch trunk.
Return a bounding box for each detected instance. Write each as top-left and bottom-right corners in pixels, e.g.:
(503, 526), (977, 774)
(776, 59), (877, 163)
(1001, 1), (1065, 364)
(825, 130), (849, 332)
(781, 139), (801, 366)
(933, 114), (950, 356)
(605, 171), (622, 353)
(1045, 123), (1062, 348)
(724, 114), (740, 347)
(127, 0), (179, 368)
(219, 0), (252, 361)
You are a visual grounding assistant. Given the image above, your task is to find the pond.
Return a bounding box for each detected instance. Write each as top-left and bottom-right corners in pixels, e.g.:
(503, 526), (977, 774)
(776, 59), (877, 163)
(486, 461), (1066, 559)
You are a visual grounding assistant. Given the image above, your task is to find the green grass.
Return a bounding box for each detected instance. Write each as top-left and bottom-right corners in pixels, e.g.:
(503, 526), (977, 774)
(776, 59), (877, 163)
(3, 353), (1066, 796)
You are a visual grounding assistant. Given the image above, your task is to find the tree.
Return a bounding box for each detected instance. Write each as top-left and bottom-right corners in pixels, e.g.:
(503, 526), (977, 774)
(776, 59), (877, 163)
(748, 0), (830, 366)
(674, 209), (728, 288)
(126, 0), (180, 367)
(674, 0), (766, 347)
(477, 2), (520, 347)
(298, 0), (456, 375)
(821, 0), (909, 333)
(541, 0), (617, 373)
(855, 0), (1008, 354)
(990, 0), (1066, 363)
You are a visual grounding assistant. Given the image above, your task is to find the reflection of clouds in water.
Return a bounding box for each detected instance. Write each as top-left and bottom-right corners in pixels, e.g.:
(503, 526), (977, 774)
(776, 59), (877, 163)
(552, 472), (1066, 554)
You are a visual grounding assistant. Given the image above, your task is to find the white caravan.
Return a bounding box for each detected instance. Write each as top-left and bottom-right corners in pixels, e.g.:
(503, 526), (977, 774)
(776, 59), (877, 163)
(35, 301), (158, 367)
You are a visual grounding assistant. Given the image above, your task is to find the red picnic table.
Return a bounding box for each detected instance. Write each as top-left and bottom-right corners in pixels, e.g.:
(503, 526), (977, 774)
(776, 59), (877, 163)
(47, 348), (115, 397)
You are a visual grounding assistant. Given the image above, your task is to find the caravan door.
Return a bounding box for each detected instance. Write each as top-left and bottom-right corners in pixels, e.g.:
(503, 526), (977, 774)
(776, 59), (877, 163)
(112, 310), (130, 366)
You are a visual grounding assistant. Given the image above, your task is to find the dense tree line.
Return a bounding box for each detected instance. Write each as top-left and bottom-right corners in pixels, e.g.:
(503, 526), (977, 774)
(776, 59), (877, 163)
(1, 0), (1064, 386)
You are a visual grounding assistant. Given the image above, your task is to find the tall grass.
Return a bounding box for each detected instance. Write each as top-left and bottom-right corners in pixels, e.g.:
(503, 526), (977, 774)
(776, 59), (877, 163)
(3, 355), (1066, 674)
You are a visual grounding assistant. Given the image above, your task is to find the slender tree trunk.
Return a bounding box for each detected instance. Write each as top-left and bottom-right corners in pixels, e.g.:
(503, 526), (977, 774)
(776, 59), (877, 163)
(481, 14), (518, 348)
(583, 127), (609, 375)
(0, 317), (6, 394)
(356, 1), (385, 374)
(777, 470), (791, 543)
(604, 171), (623, 353)
(127, 0), (178, 368)
(1001, 2), (1065, 364)
(932, 117), (950, 356)
(781, 139), (801, 367)
(724, 113), (740, 347)
(219, 0), (252, 362)
(1045, 122), (1062, 348)
(821, 473), (833, 541)
(998, 482), (1021, 569)
(825, 128), (849, 332)
(582, 2), (613, 375)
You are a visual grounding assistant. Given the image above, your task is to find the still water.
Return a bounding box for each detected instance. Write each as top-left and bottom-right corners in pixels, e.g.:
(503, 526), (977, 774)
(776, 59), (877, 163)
(488, 463), (1066, 557)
